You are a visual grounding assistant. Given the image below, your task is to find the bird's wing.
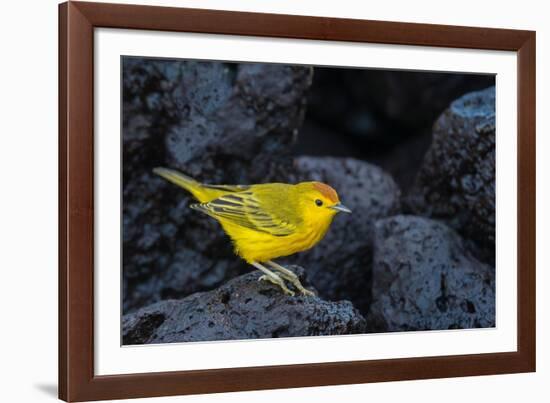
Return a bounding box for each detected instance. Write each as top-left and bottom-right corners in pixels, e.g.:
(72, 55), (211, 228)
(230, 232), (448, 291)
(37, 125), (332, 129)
(202, 183), (250, 193)
(191, 191), (297, 236)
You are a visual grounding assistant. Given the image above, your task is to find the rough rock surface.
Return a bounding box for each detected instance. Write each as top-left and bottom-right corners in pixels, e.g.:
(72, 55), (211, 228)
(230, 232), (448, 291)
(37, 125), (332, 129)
(285, 156), (401, 314)
(122, 58), (313, 312)
(406, 86), (495, 263)
(122, 267), (367, 344)
(369, 215), (495, 332)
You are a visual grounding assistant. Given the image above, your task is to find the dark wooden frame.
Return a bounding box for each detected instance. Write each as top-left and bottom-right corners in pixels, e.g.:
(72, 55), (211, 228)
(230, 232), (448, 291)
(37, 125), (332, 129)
(59, 1), (536, 401)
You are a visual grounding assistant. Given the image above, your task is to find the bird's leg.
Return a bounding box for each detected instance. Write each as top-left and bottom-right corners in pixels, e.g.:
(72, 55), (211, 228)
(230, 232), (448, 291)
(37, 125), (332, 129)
(267, 261), (315, 297)
(251, 262), (295, 296)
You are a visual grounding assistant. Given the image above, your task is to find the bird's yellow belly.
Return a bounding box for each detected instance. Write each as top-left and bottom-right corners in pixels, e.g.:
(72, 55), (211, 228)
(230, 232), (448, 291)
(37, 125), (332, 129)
(219, 220), (329, 263)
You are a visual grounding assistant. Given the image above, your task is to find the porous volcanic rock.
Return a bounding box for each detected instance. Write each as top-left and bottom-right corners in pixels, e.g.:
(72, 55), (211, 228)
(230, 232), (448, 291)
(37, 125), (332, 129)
(122, 267), (367, 344)
(406, 86), (495, 263)
(285, 156), (401, 314)
(369, 215), (495, 332)
(122, 58), (313, 312)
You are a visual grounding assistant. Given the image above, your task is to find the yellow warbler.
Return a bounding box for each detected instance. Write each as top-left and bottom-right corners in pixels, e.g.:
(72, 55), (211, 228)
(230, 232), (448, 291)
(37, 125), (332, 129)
(153, 167), (351, 296)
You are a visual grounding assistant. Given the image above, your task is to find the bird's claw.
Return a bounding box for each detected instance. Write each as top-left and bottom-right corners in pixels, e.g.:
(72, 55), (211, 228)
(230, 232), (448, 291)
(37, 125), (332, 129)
(289, 280), (315, 297)
(258, 275), (315, 297)
(258, 275), (295, 296)
(298, 286), (316, 297)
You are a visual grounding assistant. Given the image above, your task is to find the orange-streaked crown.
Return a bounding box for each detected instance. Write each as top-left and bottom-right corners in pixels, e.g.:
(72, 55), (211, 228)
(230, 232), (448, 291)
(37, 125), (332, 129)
(312, 182), (339, 203)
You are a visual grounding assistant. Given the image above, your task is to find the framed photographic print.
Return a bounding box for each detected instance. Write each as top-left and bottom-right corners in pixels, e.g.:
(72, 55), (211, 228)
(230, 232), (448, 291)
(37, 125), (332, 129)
(59, 1), (536, 401)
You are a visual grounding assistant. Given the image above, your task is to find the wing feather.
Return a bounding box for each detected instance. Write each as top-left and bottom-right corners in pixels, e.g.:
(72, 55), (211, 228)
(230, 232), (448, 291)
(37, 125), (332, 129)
(191, 191), (297, 237)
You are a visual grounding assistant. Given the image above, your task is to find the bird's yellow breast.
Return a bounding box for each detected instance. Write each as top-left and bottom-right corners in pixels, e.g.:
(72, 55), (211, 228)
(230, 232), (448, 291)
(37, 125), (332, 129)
(219, 217), (333, 263)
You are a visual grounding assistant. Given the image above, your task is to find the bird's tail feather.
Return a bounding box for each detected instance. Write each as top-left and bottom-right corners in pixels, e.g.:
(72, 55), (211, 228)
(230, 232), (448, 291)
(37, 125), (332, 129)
(152, 167), (206, 201)
(153, 167), (231, 203)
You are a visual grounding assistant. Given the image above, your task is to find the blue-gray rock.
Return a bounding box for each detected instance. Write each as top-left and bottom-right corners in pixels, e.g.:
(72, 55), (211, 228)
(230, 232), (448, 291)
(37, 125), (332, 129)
(122, 267), (367, 344)
(405, 86), (495, 263)
(369, 215), (495, 332)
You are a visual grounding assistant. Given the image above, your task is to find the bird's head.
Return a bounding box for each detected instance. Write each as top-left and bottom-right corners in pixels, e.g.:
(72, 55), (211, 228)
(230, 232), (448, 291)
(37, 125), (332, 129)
(297, 182), (352, 223)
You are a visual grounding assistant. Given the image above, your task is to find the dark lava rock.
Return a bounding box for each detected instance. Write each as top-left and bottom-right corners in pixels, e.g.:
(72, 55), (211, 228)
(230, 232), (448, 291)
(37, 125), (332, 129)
(122, 267), (367, 344)
(369, 215), (495, 332)
(405, 86), (495, 263)
(122, 58), (313, 313)
(284, 156), (401, 315)
(163, 62), (313, 182)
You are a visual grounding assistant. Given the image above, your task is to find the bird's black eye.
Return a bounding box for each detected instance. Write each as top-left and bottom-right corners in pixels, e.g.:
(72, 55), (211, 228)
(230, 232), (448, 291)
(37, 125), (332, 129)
(315, 199), (323, 207)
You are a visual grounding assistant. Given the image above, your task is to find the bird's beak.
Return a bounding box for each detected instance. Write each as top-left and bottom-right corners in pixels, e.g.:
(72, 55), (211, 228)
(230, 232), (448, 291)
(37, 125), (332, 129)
(330, 203), (352, 214)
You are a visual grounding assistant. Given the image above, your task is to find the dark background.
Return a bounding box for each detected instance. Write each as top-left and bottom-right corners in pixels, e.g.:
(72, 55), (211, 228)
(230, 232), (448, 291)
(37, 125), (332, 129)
(296, 67), (494, 190)
(121, 57), (496, 344)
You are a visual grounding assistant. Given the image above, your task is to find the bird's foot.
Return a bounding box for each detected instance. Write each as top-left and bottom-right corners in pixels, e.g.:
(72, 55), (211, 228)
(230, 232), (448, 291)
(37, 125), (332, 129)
(290, 280), (316, 297)
(266, 261), (315, 297)
(258, 275), (295, 296)
(281, 274), (315, 296)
